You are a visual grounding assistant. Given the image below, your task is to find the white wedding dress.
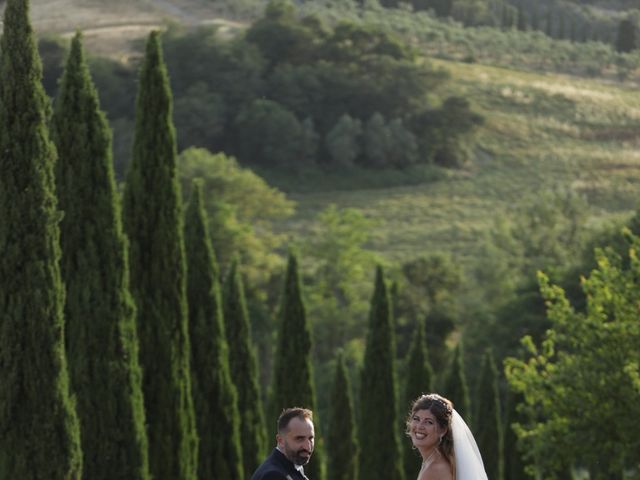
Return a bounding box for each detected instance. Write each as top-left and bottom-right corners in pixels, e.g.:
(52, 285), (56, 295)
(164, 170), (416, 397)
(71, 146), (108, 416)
(451, 410), (488, 480)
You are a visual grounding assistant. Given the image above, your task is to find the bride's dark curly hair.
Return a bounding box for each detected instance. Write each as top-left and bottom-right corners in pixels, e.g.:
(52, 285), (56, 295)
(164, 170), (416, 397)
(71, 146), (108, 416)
(407, 393), (455, 463)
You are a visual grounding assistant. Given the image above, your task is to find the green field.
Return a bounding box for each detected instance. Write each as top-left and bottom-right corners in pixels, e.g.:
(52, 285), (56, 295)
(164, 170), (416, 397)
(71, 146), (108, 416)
(268, 59), (640, 266)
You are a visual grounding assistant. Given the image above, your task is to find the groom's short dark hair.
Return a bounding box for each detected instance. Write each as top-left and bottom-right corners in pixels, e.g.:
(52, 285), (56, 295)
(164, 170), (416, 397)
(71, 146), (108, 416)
(277, 407), (313, 433)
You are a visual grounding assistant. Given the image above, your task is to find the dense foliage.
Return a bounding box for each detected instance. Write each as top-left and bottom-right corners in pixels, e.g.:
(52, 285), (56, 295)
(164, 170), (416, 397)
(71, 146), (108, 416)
(359, 267), (405, 480)
(51, 32), (150, 480)
(222, 258), (268, 475)
(270, 253), (324, 480)
(122, 32), (198, 480)
(0, 0), (82, 478)
(506, 237), (640, 478)
(472, 350), (503, 480)
(184, 183), (243, 480)
(401, 320), (433, 480)
(327, 352), (359, 480)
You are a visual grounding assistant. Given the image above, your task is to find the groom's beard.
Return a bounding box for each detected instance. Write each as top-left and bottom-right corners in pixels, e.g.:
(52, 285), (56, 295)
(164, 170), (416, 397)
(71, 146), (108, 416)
(283, 442), (312, 465)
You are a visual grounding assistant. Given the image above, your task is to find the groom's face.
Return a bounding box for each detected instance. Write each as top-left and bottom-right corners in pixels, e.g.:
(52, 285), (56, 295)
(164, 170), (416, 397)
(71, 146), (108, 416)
(277, 417), (315, 466)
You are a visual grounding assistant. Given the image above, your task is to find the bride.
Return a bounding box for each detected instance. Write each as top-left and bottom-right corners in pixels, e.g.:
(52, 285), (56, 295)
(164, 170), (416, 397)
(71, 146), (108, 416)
(407, 394), (488, 480)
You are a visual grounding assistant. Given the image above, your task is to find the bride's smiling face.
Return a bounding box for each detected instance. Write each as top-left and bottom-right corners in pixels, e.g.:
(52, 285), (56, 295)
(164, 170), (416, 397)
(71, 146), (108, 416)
(409, 409), (445, 451)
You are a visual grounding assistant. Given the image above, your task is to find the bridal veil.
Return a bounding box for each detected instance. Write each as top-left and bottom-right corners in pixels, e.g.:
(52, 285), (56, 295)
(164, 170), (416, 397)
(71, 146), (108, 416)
(451, 410), (488, 480)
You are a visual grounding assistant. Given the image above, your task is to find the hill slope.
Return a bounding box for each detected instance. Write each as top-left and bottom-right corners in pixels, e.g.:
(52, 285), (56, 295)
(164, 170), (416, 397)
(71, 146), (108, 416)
(15, 0), (640, 267)
(276, 59), (640, 265)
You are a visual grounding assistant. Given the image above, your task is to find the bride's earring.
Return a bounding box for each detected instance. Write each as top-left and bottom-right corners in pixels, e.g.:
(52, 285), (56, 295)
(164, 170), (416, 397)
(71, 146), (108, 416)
(439, 435), (443, 445)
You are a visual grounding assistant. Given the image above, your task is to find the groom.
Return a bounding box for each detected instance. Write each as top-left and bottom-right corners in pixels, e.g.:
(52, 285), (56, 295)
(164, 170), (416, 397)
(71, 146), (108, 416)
(250, 407), (315, 480)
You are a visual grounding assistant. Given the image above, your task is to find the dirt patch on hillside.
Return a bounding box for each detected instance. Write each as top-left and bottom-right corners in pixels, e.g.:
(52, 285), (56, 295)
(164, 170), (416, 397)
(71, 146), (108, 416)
(12, 0), (246, 59)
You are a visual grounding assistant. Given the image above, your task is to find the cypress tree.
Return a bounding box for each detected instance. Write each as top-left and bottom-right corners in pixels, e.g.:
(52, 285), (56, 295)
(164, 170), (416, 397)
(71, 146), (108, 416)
(223, 258), (268, 476)
(402, 319), (434, 480)
(122, 31), (198, 480)
(504, 391), (528, 480)
(516, 5), (527, 31)
(557, 13), (566, 40)
(50, 32), (150, 480)
(271, 253), (324, 480)
(359, 266), (405, 480)
(184, 182), (243, 480)
(615, 18), (637, 53)
(473, 350), (503, 480)
(545, 9), (553, 37)
(0, 0), (82, 477)
(327, 352), (359, 480)
(443, 343), (471, 423)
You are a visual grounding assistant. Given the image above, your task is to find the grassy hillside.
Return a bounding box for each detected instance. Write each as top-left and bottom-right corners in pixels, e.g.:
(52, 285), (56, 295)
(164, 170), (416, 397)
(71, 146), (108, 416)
(273, 59), (640, 266)
(25, 0), (245, 58)
(22, 0), (640, 269)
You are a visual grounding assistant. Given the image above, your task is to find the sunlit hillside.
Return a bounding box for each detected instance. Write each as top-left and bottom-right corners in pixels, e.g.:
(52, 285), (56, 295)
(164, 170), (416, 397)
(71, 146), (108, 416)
(268, 58), (640, 266)
(19, 0), (640, 267)
(24, 0), (245, 58)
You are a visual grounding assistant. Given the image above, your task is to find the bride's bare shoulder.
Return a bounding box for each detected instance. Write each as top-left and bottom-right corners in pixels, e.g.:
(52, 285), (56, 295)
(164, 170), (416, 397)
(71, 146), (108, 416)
(420, 459), (453, 480)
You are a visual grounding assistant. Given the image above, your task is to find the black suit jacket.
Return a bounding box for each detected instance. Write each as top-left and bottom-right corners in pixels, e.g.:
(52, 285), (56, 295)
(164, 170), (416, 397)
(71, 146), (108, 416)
(250, 448), (308, 480)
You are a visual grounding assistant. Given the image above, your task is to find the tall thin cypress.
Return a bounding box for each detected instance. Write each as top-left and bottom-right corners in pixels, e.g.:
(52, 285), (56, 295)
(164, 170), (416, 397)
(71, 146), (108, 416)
(443, 343), (471, 423)
(473, 350), (503, 480)
(271, 253), (324, 480)
(50, 32), (150, 480)
(504, 391), (528, 480)
(327, 352), (358, 480)
(223, 257), (267, 475)
(184, 182), (243, 480)
(402, 319), (434, 480)
(0, 0), (82, 477)
(359, 266), (405, 480)
(122, 31), (198, 480)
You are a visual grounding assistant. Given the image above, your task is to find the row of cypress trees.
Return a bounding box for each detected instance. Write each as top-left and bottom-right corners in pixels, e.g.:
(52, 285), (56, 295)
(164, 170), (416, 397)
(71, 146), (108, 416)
(0, 1), (520, 479)
(0, 1), (268, 478)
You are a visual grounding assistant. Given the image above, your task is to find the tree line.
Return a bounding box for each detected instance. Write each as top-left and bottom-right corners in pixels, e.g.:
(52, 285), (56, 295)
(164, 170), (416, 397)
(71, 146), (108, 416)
(37, 0), (483, 175)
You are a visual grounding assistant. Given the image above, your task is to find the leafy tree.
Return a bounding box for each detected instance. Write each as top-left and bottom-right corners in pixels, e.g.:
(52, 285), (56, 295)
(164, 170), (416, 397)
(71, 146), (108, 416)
(363, 112), (391, 168)
(271, 253), (324, 480)
(327, 352), (359, 480)
(325, 114), (362, 167)
(415, 96), (483, 168)
(122, 31), (198, 480)
(431, 0), (453, 17)
(184, 183), (243, 480)
(452, 0), (492, 27)
(466, 187), (590, 366)
(162, 26), (264, 148)
(322, 21), (413, 64)
(245, 0), (321, 70)
(233, 99), (313, 168)
(223, 258), (268, 476)
(394, 254), (461, 371)
(443, 343), (471, 422)
(0, 0), (82, 477)
(615, 17), (637, 53)
(173, 82), (226, 151)
(505, 238), (640, 478)
(359, 266), (405, 480)
(178, 147), (293, 292)
(472, 350), (503, 480)
(299, 205), (380, 363)
(387, 118), (418, 168)
(401, 319), (434, 480)
(50, 32), (149, 480)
